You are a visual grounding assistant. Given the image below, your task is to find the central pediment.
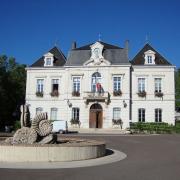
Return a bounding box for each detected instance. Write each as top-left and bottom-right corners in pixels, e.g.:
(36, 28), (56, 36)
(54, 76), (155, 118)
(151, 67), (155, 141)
(83, 42), (111, 66)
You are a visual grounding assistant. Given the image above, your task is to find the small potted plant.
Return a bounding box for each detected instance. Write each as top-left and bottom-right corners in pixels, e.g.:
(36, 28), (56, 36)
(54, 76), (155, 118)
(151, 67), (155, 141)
(70, 118), (80, 128)
(154, 91), (163, 97)
(72, 91), (80, 97)
(112, 119), (123, 129)
(137, 90), (146, 97)
(113, 90), (122, 96)
(36, 91), (43, 97)
(50, 90), (59, 97)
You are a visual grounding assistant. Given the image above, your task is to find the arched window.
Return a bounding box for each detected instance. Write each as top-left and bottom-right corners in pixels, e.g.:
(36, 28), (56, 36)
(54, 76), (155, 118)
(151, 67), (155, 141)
(91, 72), (101, 92)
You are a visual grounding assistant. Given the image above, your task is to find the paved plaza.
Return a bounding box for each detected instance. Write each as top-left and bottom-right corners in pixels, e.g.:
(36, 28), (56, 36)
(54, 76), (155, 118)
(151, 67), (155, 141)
(0, 134), (180, 180)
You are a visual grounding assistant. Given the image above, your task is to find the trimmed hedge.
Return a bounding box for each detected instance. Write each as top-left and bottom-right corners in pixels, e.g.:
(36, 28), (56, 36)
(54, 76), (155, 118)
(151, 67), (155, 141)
(130, 122), (180, 134)
(175, 121), (180, 133)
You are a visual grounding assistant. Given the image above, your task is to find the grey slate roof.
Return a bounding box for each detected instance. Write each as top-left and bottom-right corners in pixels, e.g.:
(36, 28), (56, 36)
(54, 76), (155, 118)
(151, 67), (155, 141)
(30, 46), (66, 67)
(65, 41), (130, 66)
(131, 44), (172, 65)
(75, 41), (123, 50)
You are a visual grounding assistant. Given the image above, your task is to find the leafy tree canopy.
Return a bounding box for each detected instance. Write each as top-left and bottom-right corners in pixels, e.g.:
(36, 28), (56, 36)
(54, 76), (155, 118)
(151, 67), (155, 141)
(0, 55), (26, 130)
(175, 68), (180, 107)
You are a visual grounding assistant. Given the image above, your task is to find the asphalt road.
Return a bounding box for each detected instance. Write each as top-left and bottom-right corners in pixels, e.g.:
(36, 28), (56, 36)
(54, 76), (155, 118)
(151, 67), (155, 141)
(0, 134), (180, 180)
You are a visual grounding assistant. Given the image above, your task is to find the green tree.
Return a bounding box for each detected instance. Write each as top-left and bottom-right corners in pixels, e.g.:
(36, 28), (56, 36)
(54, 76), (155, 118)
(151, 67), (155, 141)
(0, 55), (26, 130)
(175, 68), (180, 107)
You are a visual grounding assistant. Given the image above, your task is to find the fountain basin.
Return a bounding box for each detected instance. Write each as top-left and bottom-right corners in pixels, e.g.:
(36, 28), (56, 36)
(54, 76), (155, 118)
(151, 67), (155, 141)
(0, 138), (106, 162)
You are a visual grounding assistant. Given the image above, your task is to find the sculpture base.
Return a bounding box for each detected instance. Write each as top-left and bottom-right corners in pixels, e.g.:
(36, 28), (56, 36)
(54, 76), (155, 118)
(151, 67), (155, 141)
(0, 138), (106, 162)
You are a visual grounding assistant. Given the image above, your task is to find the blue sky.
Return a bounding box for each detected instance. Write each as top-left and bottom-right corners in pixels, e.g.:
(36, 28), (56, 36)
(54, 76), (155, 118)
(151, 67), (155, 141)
(0, 0), (180, 67)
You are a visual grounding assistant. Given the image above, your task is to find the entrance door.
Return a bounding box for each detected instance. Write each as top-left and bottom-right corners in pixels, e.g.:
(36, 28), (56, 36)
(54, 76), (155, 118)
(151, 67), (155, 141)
(89, 103), (103, 128)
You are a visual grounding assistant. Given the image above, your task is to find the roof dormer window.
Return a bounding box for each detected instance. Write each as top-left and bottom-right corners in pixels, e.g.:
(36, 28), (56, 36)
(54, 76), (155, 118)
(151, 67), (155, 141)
(46, 58), (52, 66)
(144, 50), (156, 65)
(44, 52), (54, 67)
(147, 56), (152, 64)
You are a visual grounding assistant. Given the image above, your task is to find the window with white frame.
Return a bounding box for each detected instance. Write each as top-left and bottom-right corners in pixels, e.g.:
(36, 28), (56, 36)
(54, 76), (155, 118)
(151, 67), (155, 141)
(138, 108), (145, 122)
(50, 108), (58, 120)
(113, 108), (121, 120)
(36, 79), (44, 93)
(72, 108), (79, 120)
(36, 107), (43, 115)
(52, 79), (59, 92)
(91, 72), (101, 92)
(144, 50), (155, 65)
(113, 77), (121, 91)
(155, 108), (162, 122)
(155, 78), (162, 92)
(73, 77), (80, 92)
(147, 56), (152, 64)
(138, 78), (145, 92)
(45, 58), (52, 66)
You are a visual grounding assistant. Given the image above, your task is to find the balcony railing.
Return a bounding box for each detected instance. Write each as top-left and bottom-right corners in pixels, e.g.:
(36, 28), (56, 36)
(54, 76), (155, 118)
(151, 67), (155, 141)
(83, 91), (110, 105)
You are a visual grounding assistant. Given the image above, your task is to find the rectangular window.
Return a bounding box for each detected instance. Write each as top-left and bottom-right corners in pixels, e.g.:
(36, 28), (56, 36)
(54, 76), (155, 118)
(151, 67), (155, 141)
(91, 77), (96, 92)
(46, 58), (52, 66)
(113, 108), (121, 120)
(138, 108), (145, 122)
(138, 78), (145, 92)
(147, 56), (152, 64)
(113, 77), (121, 91)
(50, 108), (58, 120)
(73, 77), (80, 92)
(72, 108), (80, 120)
(155, 78), (162, 92)
(36, 79), (44, 93)
(155, 109), (162, 122)
(36, 107), (43, 115)
(52, 79), (59, 92)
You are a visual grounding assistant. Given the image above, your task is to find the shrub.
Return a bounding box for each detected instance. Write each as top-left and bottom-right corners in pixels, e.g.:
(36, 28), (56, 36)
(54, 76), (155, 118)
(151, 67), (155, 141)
(130, 122), (174, 134)
(14, 120), (21, 131)
(174, 120), (180, 133)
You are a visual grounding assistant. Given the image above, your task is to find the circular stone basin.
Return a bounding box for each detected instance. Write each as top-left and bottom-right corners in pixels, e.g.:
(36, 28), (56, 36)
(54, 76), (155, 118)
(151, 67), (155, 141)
(0, 138), (106, 162)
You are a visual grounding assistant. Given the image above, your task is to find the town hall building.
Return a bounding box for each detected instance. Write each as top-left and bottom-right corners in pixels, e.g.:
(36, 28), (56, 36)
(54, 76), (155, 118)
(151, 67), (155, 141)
(25, 40), (175, 129)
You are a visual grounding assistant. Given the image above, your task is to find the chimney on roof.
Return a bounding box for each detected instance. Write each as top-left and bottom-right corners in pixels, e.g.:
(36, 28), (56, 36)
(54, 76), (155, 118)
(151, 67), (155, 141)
(124, 40), (129, 59)
(71, 41), (77, 49)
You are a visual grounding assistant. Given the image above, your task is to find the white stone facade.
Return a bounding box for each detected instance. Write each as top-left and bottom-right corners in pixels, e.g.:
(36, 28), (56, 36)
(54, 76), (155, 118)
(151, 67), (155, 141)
(131, 66), (175, 125)
(26, 41), (175, 129)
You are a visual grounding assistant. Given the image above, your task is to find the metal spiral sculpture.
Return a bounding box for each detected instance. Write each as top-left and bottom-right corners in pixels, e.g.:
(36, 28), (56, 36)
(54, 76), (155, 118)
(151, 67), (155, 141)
(5, 108), (55, 145)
